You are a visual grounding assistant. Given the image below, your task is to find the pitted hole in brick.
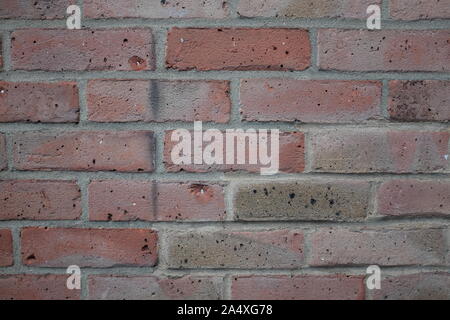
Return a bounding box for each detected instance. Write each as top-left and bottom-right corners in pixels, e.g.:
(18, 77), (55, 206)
(128, 56), (147, 71)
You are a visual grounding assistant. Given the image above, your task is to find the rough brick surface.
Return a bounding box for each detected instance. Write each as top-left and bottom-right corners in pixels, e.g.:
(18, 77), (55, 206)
(89, 180), (226, 221)
(377, 179), (450, 217)
(21, 227), (158, 267)
(311, 130), (450, 173)
(87, 80), (231, 123)
(167, 230), (304, 269)
(11, 29), (154, 71)
(166, 28), (311, 71)
(89, 275), (223, 300)
(0, 39), (3, 69)
(388, 81), (450, 122)
(390, 0), (450, 20)
(0, 81), (79, 123)
(0, 134), (6, 171)
(13, 131), (154, 172)
(0, 0), (75, 19)
(309, 228), (447, 267)
(240, 79), (382, 123)
(234, 181), (370, 221)
(0, 275), (80, 300)
(85, 0), (229, 19)
(0, 180), (81, 220)
(0, 229), (13, 267)
(232, 275), (365, 300)
(318, 30), (450, 72)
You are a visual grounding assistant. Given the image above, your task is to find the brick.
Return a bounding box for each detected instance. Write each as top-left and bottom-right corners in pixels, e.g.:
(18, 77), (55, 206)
(11, 29), (154, 71)
(388, 81), (450, 122)
(0, 0), (75, 19)
(232, 275), (365, 300)
(311, 130), (449, 173)
(13, 131), (154, 172)
(85, 0), (229, 19)
(167, 230), (304, 269)
(0, 275), (80, 300)
(0, 82), (79, 123)
(166, 28), (311, 71)
(237, 0), (380, 19)
(0, 180), (81, 220)
(309, 228), (447, 267)
(89, 180), (226, 221)
(87, 80), (230, 123)
(318, 29), (450, 72)
(234, 181), (370, 221)
(0, 38), (2, 69)
(390, 0), (450, 20)
(21, 227), (158, 267)
(0, 229), (13, 267)
(240, 79), (382, 123)
(369, 273), (450, 300)
(377, 179), (450, 217)
(164, 131), (305, 173)
(0, 134), (6, 171)
(88, 275), (223, 300)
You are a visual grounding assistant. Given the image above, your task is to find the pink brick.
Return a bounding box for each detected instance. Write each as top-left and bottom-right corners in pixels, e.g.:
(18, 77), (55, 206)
(0, 0), (75, 19)
(390, 0), (450, 20)
(0, 134), (6, 171)
(0, 229), (13, 267)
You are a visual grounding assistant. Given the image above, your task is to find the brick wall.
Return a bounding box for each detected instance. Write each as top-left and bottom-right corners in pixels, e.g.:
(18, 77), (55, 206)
(0, 0), (449, 300)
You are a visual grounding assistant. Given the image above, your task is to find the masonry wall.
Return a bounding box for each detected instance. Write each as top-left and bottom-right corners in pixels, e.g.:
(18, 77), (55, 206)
(0, 0), (449, 300)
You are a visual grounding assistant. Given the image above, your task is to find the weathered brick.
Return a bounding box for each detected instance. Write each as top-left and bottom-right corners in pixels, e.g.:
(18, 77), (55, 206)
(232, 275), (365, 300)
(390, 0), (450, 20)
(167, 230), (304, 269)
(13, 131), (154, 172)
(377, 179), (450, 217)
(311, 130), (449, 173)
(11, 29), (154, 71)
(369, 273), (450, 300)
(88, 275), (223, 300)
(0, 0), (75, 19)
(85, 0), (229, 19)
(237, 0), (380, 19)
(164, 131), (305, 173)
(240, 79), (382, 123)
(318, 30), (450, 72)
(89, 180), (226, 221)
(0, 180), (81, 220)
(0, 38), (2, 69)
(0, 81), (79, 123)
(388, 81), (450, 122)
(0, 275), (80, 300)
(0, 229), (13, 267)
(87, 80), (230, 123)
(21, 227), (158, 267)
(309, 228), (447, 267)
(234, 181), (370, 221)
(166, 28), (311, 71)
(0, 134), (6, 171)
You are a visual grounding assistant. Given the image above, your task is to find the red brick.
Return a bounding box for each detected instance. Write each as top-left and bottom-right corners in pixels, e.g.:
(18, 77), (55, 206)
(377, 179), (450, 217)
(237, 0), (380, 19)
(232, 275), (365, 300)
(88, 275), (223, 300)
(167, 230), (304, 269)
(0, 81), (79, 123)
(0, 134), (6, 171)
(0, 180), (81, 220)
(11, 29), (154, 71)
(388, 81), (450, 122)
(240, 79), (382, 123)
(21, 227), (158, 267)
(0, 0), (75, 19)
(318, 29), (450, 72)
(0, 229), (13, 267)
(309, 227), (447, 267)
(0, 38), (2, 69)
(369, 273), (450, 300)
(164, 131), (305, 173)
(89, 180), (226, 221)
(87, 80), (230, 123)
(311, 130), (449, 173)
(166, 28), (311, 71)
(390, 0), (450, 20)
(0, 275), (80, 300)
(85, 0), (229, 19)
(13, 131), (154, 172)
